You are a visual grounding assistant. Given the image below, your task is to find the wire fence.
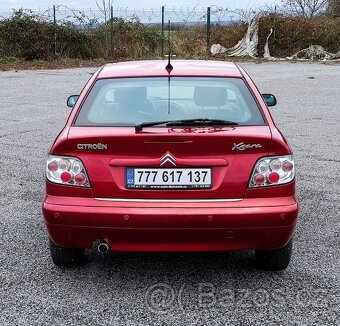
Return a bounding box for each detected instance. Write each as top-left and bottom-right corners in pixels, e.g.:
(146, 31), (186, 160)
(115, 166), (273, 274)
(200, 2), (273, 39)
(0, 5), (338, 60)
(0, 5), (248, 59)
(0, 6), (246, 24)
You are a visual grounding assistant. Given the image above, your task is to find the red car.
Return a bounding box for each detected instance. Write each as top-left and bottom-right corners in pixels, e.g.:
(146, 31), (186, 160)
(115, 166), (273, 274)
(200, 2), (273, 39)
(43, 60), (298, 270)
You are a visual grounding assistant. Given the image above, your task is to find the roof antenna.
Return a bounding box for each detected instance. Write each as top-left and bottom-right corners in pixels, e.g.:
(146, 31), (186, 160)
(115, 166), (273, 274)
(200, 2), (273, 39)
(165, 20), (173, 115)
(165, 20), (173, 73)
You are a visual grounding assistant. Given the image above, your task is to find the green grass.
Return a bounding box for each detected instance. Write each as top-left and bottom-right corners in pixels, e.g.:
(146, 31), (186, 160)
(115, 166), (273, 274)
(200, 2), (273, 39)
(0, 56), (22, 64)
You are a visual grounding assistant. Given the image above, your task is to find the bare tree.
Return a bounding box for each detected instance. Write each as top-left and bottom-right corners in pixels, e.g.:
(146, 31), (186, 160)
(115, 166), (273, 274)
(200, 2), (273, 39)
(96, 0), (113, 56)
(282, 0), (329, 17)
(96, 0), (113, 24)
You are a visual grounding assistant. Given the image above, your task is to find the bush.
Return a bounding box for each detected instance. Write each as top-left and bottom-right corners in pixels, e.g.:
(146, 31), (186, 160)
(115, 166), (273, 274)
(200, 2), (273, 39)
(0, 56), (22, 64)
(109, 18), (162, 59)
(0, 10), (102, 60)
(0, 10), (52, 60)
(0, 9), (339, 61)
(210, 23), (248, 49)
(172, 26), (206, 57)
(0, 11), (162, 60)
(258, 13), (340, 57)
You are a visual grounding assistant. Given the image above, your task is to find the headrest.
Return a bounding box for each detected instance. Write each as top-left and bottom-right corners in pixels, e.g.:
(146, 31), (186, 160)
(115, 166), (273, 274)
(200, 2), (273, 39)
(115, 87), (147, 103)
(194, 86), (227, 107)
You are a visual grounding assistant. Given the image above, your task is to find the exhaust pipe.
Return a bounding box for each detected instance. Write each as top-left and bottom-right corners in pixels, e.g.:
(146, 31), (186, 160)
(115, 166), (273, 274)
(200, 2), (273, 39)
(97, 241), (110, 253)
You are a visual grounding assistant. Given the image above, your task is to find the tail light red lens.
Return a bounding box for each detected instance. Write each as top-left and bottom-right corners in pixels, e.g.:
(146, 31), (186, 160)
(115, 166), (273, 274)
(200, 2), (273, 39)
(46, 155), (90, 187)
(267, 171), (280, 183)
(248, 155), (295, 188)
(60, 171), (72, 183)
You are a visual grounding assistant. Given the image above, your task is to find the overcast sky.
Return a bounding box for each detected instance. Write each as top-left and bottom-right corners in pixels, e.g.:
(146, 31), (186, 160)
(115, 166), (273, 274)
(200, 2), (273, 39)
(1, 0), (280, 10)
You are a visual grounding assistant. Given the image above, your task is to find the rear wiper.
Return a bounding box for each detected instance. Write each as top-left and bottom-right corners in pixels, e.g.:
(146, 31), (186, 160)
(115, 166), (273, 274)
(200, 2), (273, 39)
(166, 118), (238, 127)
(135, 120), (174, 132)
(135, 118), (238, 132)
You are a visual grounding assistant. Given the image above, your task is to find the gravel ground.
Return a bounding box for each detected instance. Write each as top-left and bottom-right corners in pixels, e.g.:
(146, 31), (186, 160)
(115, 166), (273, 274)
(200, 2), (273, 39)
(0, 62), (339, 325)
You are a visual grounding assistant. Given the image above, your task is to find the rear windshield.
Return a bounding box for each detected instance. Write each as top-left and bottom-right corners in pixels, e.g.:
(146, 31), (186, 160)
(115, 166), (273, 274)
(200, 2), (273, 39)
(75, 77), (265, 126)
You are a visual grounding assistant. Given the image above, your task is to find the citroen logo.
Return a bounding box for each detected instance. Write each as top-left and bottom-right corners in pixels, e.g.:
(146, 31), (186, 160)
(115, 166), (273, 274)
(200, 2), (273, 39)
(160, 152), (176, 166)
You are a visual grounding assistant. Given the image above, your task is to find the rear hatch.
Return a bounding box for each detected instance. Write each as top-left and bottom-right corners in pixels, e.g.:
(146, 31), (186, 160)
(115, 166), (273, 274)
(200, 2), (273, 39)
(62, 125), (271, 200)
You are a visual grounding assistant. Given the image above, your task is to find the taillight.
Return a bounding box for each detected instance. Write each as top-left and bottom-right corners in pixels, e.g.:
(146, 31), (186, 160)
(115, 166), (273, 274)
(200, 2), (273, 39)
(46, 155), (90, 187)
(248, 155), (295, 188)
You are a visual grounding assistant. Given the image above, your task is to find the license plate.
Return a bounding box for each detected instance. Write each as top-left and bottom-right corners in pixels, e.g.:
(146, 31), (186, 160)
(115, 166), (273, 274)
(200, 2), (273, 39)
(126, 168), (212, 189)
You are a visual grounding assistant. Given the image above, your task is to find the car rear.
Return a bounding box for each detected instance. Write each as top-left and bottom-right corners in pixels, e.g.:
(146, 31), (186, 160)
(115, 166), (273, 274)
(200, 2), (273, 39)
(42, 60), (298, 269)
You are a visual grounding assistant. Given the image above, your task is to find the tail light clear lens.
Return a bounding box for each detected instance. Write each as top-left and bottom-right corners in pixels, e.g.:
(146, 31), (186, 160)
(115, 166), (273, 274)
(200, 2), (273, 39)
(248, 155), (295, 188)
(46, 155), (90, 187)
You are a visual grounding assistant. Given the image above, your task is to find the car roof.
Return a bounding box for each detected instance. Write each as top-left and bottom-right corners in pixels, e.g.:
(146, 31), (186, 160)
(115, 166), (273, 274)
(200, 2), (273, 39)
(97, 60), (243, 79)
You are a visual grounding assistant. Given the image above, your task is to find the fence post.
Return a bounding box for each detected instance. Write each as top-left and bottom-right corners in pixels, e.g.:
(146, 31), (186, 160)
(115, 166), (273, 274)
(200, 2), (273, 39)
(53, 5), (57, 56)
(161, 6), (165, 56)
(110, 5), (114, 59)
(206, 7), (211, 53)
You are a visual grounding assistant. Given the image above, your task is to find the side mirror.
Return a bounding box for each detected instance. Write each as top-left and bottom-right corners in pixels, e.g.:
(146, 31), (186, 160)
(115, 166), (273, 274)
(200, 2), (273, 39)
(262, 94), (277, 107)
(67, 95), (79, 108)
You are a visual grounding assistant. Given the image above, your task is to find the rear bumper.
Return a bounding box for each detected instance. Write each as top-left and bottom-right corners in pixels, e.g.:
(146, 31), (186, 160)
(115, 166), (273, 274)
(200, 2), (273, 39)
(43, 195), (298, 251)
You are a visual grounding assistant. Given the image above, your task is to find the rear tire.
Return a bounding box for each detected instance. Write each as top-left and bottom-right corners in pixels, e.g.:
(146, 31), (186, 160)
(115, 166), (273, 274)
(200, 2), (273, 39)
(255, 239), (292, 271)
(49, 238), (87, 267)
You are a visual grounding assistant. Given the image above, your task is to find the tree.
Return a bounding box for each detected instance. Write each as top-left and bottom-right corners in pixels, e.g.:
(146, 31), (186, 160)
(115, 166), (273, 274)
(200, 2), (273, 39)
(96, 0), (113, 25)
(282, 0), (329, 17)
(96, 0), (114, 56)
(327, 0), (340, 15)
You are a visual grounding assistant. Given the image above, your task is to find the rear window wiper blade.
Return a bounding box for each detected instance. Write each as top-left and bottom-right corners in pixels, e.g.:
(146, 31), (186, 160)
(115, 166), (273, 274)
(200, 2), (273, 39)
(135, 119), (238, 132)
(166, 118), (238, 127)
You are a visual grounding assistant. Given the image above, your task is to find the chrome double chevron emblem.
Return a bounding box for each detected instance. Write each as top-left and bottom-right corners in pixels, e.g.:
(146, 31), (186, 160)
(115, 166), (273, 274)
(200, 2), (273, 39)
(160, 152), (176, 166)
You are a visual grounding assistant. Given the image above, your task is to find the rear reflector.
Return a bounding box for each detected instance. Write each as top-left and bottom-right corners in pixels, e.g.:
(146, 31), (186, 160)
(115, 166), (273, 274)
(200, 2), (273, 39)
(253, 173), (265, 185)
(282, 160), (293, 172)
(74, 173), (86, 185)
(47, 161), (58, 172)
